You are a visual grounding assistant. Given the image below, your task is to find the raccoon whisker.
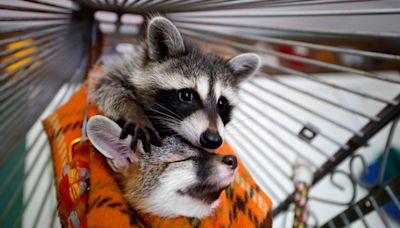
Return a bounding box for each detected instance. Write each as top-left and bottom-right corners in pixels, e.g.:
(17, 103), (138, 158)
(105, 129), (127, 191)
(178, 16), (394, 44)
(222, 131), (242, 137)
(149, 117), (181, 132)
(148, 116), (181, 126)
(148, 108), (181, 122)
(148, 114), (180, 121)
(147, 106), (183, 123)
(227, 116), (266, 128)
(153, 102), (184, 120)
(154, 102), (183, 118)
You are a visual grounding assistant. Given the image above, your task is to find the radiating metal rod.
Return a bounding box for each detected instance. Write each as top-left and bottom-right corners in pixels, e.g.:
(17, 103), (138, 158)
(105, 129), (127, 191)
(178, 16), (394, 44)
(121, 0), (130, 6)
(0, 64), (54, 114)
(32, 174), (54, 228)
(179, 27), (400, 84)
(0, 16), (71, 22)
(0, 134), (46, 197)
(139, 0), (164, 9)
(228, 128), (290, 198)
(0, 39), (78, 125)
(234, 104), (316, 166)
(186, 34), (367, 135)
(0, 54), (78, 126)
(237, 105), (318, 167)
(353, 205), (369, 228)
(171, 8), (400, 18)
(0, 80), (50, 133)
(0, 33), (60, 58)
(385, 186), (400, 211)
(167, 0), (301, 12)
(139, 0), (169, 10)
(238, 99), (332, 159)
(173, 19), (400, 38)
(276, 95), (400, 217)
(1, 76), (41, 114)
(49, 205), (58, 228)
(262, 62), (398, 105)
(248, 80), (362, 136)
(13, 161), (55, 228)
(232, 110), (293, 176)
(0, 40), (61, 71)
(0, 49), (85, 157)
(1, 151), (50, 220)
(165, 0), (241, 11)
(0, 48), (75, 163)
(0, 45), (60, 82)
(162, 0), (215, 10)
(258, 72), (380, 121)
(321, 176), (400, 227)
(242, 86), (348, 149)
(19, 0), (77, 11)
(339, 213), (350, 227)
(0, 22), (70, 34)
(202, 0), (377, 11)
(378, 118), (398, 184)
(0, 38), (69, 82)
(236, 107), (319, 168)
(231, 126), (292, 179)
(0, 24), (69, 46)
(184, 31), (381, 121)
(2, 64), (79, 156)
(0, 4), (71, 14)
(168, 0), (258, 11)
(369, 196), (391, 228)
(178, 23), (400, 61)
(125, 0), (141, 8)
(1, 45), (63, 96)
(169, 0), (372, 12)
(151, 0), (182, 10)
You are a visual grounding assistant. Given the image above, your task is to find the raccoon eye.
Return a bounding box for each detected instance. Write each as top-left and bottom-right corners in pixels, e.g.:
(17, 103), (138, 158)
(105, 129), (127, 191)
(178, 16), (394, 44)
(178, 89), (194, 102)
(218, 97), (228, 110)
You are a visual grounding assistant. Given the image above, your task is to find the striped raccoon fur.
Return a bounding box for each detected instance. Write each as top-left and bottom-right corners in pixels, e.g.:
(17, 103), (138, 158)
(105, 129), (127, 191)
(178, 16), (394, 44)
(92, 16), (260, 151)
(87, 115), (238, 218)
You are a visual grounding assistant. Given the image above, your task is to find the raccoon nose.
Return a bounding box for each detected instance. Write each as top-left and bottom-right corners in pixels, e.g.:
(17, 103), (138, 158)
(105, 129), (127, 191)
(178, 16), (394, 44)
(222, 155), (237, 169)
(200, 130), (223, 149)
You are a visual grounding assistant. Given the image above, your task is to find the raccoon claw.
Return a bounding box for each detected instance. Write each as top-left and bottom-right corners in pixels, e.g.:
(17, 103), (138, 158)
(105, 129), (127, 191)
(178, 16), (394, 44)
(120, 122), (135, 139)
(120, 122), (162, 152)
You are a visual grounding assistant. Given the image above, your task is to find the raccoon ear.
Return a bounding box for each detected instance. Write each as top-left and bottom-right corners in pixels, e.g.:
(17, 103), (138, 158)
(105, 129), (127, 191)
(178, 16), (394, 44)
(87, 115), (139, 172)
(227, 53), (261, 84)
(147, 16), (185, 61)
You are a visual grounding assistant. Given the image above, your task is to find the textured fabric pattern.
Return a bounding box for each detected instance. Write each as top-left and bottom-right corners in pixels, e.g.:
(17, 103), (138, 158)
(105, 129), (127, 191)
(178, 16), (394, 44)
(43, 80), (272, 227)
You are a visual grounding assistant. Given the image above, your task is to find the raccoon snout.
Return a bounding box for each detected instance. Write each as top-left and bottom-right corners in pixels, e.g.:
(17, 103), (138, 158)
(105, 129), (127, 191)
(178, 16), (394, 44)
(200, 130), (223, 149)
(221, 155), (237, 170)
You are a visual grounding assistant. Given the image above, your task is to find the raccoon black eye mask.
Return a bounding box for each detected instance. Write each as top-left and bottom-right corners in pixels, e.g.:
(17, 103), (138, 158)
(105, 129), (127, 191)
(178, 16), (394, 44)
(87, 115), (238, 218)
(92, 16), (261, 152)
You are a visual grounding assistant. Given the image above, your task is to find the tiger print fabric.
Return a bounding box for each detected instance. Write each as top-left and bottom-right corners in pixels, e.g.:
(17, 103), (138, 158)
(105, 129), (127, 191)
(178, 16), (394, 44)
(43, 76), (272, 227)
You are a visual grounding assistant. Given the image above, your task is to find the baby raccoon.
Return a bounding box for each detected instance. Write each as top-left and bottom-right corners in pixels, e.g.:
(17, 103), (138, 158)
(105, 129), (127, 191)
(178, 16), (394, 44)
(87, 115), (238, 218)
(92, 16), (261, 152)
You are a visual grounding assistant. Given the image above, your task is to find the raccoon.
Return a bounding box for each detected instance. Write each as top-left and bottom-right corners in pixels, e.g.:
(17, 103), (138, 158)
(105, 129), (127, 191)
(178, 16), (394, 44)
(87, 115), (238, 218)
(92, 16), (260, 152)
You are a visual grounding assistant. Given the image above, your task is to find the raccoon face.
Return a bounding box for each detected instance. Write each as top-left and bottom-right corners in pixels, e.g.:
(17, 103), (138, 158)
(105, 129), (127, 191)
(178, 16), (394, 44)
(134, 17), (261, 150)
(87, 115), (238, 218)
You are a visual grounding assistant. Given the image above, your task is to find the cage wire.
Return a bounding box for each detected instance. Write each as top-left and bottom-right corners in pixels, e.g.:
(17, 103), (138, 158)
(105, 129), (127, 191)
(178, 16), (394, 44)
(1, 0), (400, 227)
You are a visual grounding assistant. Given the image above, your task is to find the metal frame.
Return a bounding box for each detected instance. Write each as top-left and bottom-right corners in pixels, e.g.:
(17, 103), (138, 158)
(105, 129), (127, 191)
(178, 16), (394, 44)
(321, 175), (400, 228)
(1, 0), (400, 227)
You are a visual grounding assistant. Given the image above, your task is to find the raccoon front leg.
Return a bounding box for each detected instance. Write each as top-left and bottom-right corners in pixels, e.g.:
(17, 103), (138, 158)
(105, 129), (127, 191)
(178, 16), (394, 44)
(93, 73), (162, 152)
(118, 106), (163, 152)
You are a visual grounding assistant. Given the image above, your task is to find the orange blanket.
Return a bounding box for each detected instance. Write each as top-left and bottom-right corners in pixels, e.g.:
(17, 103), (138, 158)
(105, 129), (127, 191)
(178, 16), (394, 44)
(43, 81), (272, 227)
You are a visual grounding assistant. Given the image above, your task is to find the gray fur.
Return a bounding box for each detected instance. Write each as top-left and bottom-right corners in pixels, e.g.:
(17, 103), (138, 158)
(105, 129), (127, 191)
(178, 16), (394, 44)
(91, 16), (261, 149)
(87, 115), (237, 217)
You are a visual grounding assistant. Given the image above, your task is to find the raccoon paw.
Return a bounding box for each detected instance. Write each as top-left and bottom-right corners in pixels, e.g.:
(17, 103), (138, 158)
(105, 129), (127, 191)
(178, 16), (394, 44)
(119, 122), (162, 152)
